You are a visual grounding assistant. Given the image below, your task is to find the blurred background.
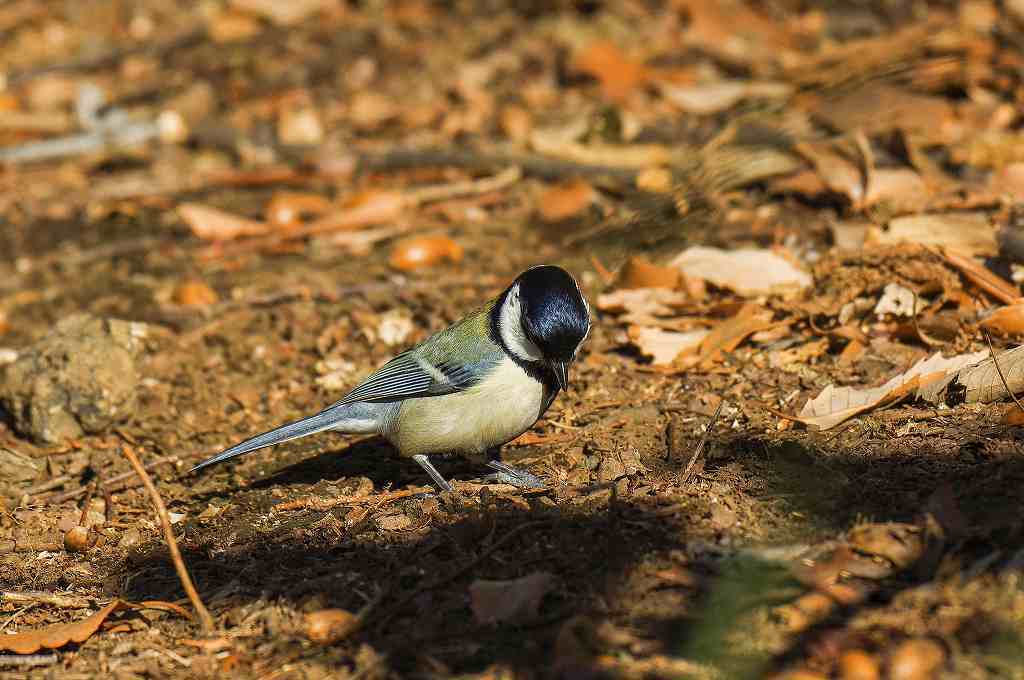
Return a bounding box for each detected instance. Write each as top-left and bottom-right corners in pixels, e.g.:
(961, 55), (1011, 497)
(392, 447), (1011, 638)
(3, 1), (1024, 678)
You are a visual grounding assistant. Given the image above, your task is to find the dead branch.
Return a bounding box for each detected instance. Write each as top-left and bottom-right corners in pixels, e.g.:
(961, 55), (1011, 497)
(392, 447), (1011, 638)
(120, 444), (215, 633)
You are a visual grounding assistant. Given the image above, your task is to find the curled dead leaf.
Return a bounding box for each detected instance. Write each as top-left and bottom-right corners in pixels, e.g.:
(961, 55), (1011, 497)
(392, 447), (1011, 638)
(389, 236), (463, 271)
(178, 202), (269, 241)
(670, 247), (811, 297)
(980, 303), (1024, 336)
(0, 599), (123, 654)
(538, 178), (596, 223)
(628, 326), (708, 365)
(618, 256), (680, 290)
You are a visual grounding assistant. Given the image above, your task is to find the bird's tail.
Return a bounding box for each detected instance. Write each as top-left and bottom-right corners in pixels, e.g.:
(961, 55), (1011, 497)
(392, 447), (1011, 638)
(190, 410), (346, 472)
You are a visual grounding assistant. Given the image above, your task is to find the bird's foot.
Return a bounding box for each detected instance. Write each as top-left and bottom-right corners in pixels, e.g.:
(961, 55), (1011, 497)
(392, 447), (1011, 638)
(483, 460), (545, 489)
(412, 454), (454, 493)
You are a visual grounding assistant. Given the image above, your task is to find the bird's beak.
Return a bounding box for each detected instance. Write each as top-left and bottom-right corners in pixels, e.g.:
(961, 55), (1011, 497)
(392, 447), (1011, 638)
(553, 361), (570, 391)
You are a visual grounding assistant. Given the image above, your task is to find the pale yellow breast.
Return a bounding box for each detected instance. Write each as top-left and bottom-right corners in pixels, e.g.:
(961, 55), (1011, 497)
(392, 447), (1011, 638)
(388, 357), (546, 458)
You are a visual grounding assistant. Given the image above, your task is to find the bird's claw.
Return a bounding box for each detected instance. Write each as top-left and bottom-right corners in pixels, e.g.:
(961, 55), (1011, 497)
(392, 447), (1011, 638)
(484, 460), (545, 489)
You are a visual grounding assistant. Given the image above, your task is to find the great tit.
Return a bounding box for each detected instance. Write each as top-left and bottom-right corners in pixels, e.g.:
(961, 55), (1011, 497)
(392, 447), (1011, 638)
(191, 264), (591, 491)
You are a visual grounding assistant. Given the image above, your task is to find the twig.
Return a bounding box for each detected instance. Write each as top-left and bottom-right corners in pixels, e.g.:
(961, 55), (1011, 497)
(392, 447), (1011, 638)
(23, 474), (71, 496)
(121, 445), (215, 633)
(38, 452), (190, 504)
(682, 400), (724, 484)
(982, 330), (1024, 414)
(1, 591), (92, 609)
(0, 653), (58, 668)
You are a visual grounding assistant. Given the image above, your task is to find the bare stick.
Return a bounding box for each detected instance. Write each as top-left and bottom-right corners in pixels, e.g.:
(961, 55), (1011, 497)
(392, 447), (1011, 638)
(1, 591), (92, 609)
(982, 330), (1024, 413)
(682, 401), (724, 484)
(121, 445), (215, 632)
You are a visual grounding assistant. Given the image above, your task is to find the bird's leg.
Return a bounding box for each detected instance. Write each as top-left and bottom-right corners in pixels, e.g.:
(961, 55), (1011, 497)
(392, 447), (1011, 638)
(412, 454), (454, 493)
(482, 448), (545, 489)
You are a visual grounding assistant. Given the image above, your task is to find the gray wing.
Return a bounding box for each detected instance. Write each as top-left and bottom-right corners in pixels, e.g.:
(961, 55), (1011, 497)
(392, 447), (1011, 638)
(331, 351), (481, 406)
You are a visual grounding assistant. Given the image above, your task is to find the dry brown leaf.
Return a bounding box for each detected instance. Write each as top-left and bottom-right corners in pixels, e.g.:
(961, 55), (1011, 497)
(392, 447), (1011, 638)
(677, 0), (799, 64)
(876, 213), (997, 256)
(231, 0), (332, 25)
(469, 572), (554, 625)
(795, 141), (864, 207)
(265, 192), (332, 228)
(596, 288), (689, 325)
(941, 345), (1024, 404)
(618, 256), (680, 290)
(529, 129), (671, 168)
(987, 162), (1024, 200)
(537, 178), (596, 223)
(628, 326), (708, 365)
(980, 304), (1024, 336)
(803, 84), (960, 146)
(864, 168), (931, 212)
(660, 80), (791, 115)
(679, 304), (780, 369)
(388, 235), (463, 271)
(571, 41), (647, 101)
(0, 599), (123, 654)
(178, 202), (270, 241)
(937, 248), (1021, 304)
(302, 190), (409, 236)
(795, 351), (988, 429)
(670, 246), (812, 297)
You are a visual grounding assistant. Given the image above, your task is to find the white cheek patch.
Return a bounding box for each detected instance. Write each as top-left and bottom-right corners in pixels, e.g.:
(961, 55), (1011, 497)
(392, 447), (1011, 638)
(499, 284), (543, 362)
(574, 295), (591, 357)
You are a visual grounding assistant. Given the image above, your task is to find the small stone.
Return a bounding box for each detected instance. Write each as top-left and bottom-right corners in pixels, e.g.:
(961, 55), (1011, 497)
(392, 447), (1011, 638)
(0, 315), (149, 443)
(64, 525), (93, 552)
(304, 609), (359, 644)
(838, 649), (880, 680)
(889, 638), (945, 680)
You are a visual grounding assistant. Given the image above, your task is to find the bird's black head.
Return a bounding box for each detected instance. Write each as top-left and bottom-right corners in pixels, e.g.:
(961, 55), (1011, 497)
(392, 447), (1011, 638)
(495, 265), (590, 390)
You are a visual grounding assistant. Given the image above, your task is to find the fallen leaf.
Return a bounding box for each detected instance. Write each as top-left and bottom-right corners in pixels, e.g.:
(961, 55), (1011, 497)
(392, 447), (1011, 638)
(571, 41), (646, 101)
(980, 303), (1024, 336)
(795, 351), (988, 429)
(838, 649), (881, 680)
(864, 168), (931, 212)
(618, 256), (680, 289)
(265, 192), (332, 228)
(877, 213), (997, 257)
(670, 246), (812, 297)
(303, 190), (409, 236)
(537, 178), (596, 222)
(231, 0), (332, 25)
(659, 80), (791, 115)
(388, 235), (463, 271)
(795, 141), (864, 207)
(0, 600), (123, 654)
(596, 288), (690, 325)
(469, 572), (554, 625)
(178, 203), (270, 241)
(278, 104), (324, 146)
(680, 304), (781, 369)
(937, 248), (1020, 304)
(628, 326), (708, 365)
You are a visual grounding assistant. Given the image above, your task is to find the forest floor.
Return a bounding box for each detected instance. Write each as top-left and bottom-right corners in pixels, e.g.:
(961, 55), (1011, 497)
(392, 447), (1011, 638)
(2, 1), (1024, 678)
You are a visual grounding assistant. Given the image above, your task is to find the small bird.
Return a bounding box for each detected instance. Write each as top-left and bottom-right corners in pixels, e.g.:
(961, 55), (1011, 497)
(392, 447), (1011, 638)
(192, 265), (591, 491)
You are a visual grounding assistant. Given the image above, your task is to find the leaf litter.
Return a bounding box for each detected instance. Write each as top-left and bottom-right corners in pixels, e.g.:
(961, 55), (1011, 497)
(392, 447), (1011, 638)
(5, 0), (1024, 677)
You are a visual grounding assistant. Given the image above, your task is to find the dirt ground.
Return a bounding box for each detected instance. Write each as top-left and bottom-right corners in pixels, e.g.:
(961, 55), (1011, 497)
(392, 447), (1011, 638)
(3, 1), (1024, 678)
